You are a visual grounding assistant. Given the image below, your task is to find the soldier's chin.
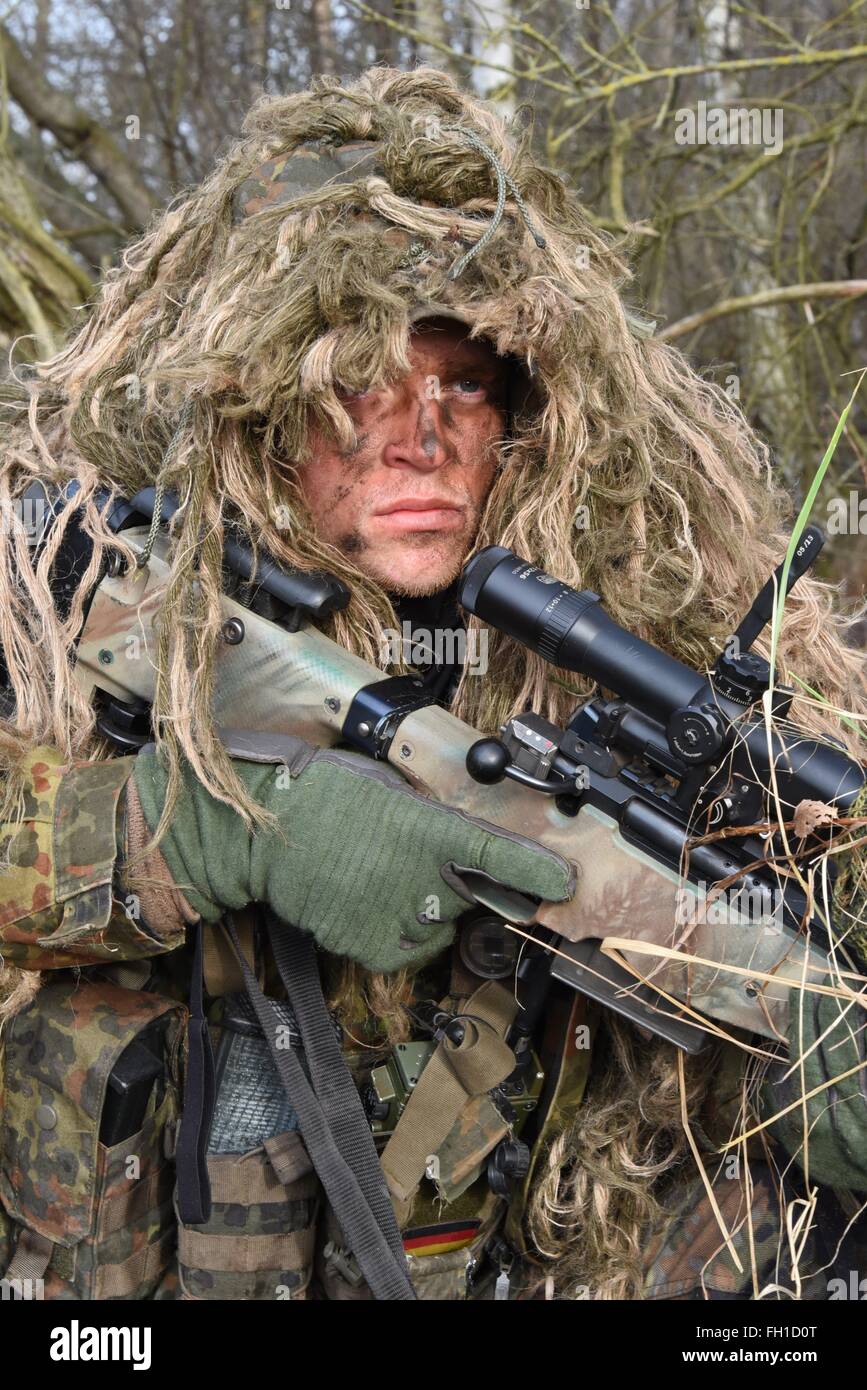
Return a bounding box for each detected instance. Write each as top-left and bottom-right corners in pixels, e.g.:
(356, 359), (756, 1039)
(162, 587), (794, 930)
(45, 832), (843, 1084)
(362, 532), (472, 597)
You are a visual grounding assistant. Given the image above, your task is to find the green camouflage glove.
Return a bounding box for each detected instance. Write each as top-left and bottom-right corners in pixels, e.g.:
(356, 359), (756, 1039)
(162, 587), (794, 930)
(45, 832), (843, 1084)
(763, 982), (867, 1191)
(129, 733), (575, 973)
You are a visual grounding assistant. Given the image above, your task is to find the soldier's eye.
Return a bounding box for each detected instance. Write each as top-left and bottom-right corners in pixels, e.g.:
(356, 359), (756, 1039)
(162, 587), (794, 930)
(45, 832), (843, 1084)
(453, 379), (486, 396)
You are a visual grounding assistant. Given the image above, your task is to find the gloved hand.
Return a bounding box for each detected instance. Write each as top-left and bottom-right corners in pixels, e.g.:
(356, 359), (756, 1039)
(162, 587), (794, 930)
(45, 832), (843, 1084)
(763, 982), (867, 1191)
(129, 734), (575, 973)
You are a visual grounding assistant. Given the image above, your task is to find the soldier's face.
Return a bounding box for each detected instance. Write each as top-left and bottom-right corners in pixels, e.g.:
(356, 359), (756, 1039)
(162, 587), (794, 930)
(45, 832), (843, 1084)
(299, 318), (508, 594)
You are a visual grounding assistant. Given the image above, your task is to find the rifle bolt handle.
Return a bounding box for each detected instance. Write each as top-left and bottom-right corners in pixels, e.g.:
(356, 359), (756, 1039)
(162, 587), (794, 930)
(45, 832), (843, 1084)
(466, 738), (511, 784)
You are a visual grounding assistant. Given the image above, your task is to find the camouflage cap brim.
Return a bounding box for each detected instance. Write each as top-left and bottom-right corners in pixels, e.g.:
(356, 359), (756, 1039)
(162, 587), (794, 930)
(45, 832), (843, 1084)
(232, 139), (385, 222)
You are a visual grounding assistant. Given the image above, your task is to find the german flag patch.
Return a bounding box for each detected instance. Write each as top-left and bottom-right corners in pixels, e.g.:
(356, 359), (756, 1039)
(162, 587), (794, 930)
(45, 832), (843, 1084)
(402, 1219), (481, 1257)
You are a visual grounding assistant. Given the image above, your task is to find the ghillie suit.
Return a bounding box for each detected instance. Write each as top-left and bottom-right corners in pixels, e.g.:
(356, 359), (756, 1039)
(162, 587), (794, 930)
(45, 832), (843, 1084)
(0, 66), (865, 1301)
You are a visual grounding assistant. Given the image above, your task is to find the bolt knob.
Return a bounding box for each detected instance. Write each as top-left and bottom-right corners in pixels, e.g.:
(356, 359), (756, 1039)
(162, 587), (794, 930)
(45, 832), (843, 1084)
(466, 738), (510, 784)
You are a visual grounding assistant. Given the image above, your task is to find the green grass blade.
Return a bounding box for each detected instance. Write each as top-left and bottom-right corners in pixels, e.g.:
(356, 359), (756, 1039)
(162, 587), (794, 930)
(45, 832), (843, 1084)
(768, 369), (866, 689)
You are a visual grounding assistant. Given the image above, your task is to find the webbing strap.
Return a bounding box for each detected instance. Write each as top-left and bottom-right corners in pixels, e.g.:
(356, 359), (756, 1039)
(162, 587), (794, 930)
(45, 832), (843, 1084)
(223, 916), (416, 1301)
(175, 921), (216, 1224)
(265, 912), (411, 1266)
(97, 1166), (173, 1238)
(380, 980), (518, 1204)
(264, 1130), (314, 1185)
(206, 1148), (317, 1205)
(94, 1232), (174, 1299)
(203, 905), (256, 995)
(4, 1227), (53, 1283)
(178, 1225), (311, 1274)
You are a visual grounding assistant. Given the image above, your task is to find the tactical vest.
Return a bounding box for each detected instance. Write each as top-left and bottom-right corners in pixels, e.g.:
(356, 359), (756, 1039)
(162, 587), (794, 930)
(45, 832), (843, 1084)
(0, 785), (594, 1300)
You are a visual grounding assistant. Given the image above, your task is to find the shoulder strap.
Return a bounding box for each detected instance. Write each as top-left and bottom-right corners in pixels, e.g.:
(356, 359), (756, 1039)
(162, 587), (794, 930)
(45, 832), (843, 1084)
(175, 921), (216, 1225)
(223, 911), (416, 1301)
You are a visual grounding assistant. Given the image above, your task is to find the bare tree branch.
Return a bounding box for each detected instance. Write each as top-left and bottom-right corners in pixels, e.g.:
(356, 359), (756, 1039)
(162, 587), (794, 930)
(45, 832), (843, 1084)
(657, 280), (867, 340)
(569, 44), (867, 103)
(0, 22), (157, 230)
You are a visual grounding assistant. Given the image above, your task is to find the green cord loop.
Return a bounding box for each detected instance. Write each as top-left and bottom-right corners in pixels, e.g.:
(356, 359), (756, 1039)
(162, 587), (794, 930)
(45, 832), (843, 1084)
(440, 125), (547, 280)
(136, 399), (195, 569)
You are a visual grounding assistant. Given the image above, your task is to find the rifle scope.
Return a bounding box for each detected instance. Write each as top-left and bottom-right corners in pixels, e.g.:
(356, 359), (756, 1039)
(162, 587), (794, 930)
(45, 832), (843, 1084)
(459, 545), (865, 813)
(459, 547), (701, 725)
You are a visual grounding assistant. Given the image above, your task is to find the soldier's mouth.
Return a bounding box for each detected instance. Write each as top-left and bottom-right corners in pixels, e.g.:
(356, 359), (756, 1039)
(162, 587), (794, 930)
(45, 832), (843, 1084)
(372, 498), (465, 532)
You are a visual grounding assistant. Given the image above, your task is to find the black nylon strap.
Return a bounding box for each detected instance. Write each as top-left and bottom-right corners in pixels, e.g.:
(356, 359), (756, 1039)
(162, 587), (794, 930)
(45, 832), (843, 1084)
(175, 921), (216, 1224)
(223, 916), (416, 1301)
(263, 909), (410, 1271)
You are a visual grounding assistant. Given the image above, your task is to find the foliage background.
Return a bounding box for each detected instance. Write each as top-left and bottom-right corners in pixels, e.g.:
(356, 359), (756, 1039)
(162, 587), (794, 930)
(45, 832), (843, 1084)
(1, 0), (865, 608)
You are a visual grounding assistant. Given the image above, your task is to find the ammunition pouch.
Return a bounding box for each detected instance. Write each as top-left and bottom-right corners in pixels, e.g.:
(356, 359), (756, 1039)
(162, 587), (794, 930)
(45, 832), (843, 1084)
(0, 976), (184, 1298)
(0, 744), (186, 970)
(176, 1132), (321, 1300)
(379, 980), (519, 1210)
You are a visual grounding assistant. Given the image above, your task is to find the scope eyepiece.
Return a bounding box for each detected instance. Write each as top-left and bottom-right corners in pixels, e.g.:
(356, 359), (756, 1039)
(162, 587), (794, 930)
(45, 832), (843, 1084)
(459, 546), (703, 726)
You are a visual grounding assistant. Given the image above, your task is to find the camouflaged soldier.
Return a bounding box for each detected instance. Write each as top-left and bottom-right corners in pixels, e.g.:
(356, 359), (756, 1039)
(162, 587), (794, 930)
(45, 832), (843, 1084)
(1, 65), (866, 1302)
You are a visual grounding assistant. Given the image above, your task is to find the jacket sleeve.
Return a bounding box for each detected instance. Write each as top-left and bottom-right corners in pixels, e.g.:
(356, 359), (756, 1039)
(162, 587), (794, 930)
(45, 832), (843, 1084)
(0, 744), (190, 969)
(763, 984), (867, 1192)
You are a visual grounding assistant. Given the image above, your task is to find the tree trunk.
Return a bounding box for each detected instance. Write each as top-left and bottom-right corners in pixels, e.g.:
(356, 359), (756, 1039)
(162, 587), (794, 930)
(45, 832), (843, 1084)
(245, 0), (271, 96)
(0, 150), (94, 361)
(701, 1), (799, 462)
(471, 0), (515, 115)
(415, 0), (448, 68)
(370, 0), (397, 67)
(0, 23), (156, 231)
(312, 0), (337, 76)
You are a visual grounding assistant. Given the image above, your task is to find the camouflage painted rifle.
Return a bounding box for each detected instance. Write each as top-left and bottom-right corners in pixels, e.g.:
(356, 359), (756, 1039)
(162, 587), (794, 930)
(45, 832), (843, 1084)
(69, 486), (865, 1052)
